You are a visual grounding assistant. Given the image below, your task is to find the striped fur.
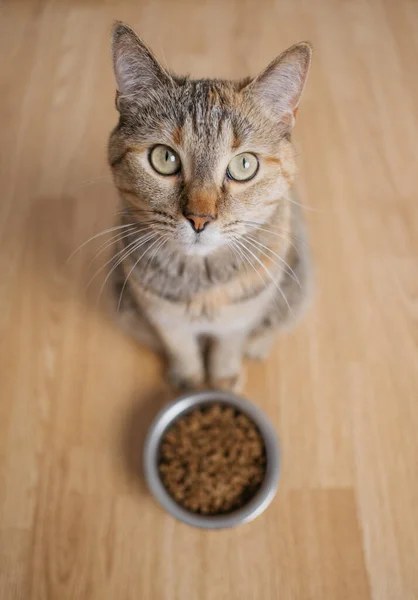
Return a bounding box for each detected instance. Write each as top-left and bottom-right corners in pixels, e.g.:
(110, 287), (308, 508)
(108, 23), (313, 390)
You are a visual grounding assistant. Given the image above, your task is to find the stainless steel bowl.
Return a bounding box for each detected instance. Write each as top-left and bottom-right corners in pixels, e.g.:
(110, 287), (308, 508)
(143, 390), (280, 529)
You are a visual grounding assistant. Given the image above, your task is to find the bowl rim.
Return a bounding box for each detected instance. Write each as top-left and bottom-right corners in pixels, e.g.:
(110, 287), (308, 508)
(143, 390), (280, 529)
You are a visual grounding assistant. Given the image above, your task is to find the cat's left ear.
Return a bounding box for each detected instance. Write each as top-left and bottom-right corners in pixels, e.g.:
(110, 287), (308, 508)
(111, 22), (173, 106)
(246, 42), (312, 126)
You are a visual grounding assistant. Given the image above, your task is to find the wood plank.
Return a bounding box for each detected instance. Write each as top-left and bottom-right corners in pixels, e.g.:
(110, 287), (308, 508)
(1, 0), (417, 598)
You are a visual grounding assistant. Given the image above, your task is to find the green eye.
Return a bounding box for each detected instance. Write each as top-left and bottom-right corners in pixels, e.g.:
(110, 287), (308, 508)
(227, 153), (259, 182)
(149, 145), (181, 176)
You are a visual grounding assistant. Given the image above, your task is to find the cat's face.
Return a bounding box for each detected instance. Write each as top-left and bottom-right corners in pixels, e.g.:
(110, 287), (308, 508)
(109, 24), (311, 257)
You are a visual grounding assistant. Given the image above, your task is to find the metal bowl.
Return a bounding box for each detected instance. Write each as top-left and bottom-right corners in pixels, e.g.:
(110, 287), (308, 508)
(143, 390), (280, 529)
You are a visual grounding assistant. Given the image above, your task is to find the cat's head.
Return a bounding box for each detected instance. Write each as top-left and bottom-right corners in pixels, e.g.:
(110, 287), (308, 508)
(109, 23), (311, 257)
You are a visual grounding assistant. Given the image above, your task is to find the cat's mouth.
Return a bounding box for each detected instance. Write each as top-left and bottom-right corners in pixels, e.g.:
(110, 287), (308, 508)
(188, 233), (217, 257)
(181, 233), (224, 258)
(176, 220), (225, 257)
(193, 233), (204, 245)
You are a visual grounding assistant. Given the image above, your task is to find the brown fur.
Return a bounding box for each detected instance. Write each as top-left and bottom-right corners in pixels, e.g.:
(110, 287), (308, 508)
(108, 22), (313, 391)
(185, 188), (218, 220)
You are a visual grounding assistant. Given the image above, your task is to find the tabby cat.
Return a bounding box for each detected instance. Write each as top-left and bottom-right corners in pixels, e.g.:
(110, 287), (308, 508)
(108, 22), (313, 391)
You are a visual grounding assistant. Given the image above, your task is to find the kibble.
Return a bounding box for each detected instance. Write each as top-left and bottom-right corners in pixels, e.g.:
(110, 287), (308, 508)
(158, 403), (266, 515)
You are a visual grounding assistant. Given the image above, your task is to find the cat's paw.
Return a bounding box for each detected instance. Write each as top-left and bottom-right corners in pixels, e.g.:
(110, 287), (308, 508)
(209, 370), (245, 393)
(166, 362), (205, 391)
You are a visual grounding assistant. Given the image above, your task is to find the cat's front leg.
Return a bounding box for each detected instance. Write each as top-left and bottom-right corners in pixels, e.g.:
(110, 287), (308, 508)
(208, 333), (247, 392)
(152, 323), (205, 390)
(245, 327), (276, 361)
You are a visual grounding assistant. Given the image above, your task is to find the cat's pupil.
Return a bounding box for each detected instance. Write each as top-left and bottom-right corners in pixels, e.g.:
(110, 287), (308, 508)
(165, 150), (176, 164)
(243, 158), (249, 170)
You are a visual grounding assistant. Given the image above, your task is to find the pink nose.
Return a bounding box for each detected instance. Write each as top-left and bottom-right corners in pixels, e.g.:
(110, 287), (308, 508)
(184, 213), (215, 233)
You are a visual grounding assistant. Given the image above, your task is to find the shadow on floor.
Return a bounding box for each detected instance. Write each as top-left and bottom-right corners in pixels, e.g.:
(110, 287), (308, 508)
(21, 193), (172, 496)
(119, 385), (177, 495)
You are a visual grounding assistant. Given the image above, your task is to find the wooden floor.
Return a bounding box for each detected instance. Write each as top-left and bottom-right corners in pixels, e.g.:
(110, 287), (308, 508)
(1, 0), (418, 598)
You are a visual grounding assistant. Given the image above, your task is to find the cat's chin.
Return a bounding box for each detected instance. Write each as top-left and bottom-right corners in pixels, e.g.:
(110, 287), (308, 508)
(183, 243), (218, 258)
(176, 237), (225, 258)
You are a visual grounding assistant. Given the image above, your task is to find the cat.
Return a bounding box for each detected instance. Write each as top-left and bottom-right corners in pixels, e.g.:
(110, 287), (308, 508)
(108, 22), (313, 392)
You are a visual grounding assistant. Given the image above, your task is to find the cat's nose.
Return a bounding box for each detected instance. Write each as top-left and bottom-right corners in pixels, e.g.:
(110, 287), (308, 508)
(184, 212), (215, 233)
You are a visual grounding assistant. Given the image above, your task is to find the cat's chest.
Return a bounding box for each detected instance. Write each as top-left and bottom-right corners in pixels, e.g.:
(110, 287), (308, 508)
(139, 278), (275, 335)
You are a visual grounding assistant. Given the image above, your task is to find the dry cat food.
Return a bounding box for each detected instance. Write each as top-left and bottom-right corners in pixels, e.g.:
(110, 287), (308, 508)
(158, 403), (266, 515)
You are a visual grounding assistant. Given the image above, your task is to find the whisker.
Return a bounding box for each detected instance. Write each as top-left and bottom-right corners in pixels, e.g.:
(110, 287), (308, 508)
(229, 240), (283, 314)
(97, 233), (160, 302)
(226, 241), (245, 273)
(244, 235), (301, 288)
(235, 239), (294, 316)
(115, 210), (177, 230)
(116, 235), (167, 313)
(120, 207), (177, 222)
(88, 225), (146, 268)
(241, 222), (303, 255)
(286, 195), (327, 214)
(86, 232), (157, 291)
(67, 223), (137, 262)
(147, 223), (176, 232)
(241, 220), (304, 240)
(228, 239), (250, 277)
(230, 239), (271, 296)
(144, 235), (169, 272)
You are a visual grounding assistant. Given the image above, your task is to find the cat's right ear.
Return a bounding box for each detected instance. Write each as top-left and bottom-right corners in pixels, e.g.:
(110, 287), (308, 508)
(246, 42), (312, 127)
(111, 22), (172, 105)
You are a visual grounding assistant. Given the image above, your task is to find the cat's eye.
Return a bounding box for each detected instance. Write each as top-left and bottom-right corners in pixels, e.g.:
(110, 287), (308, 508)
(227, 153), (259, 182)
(149, 145), (181, 176)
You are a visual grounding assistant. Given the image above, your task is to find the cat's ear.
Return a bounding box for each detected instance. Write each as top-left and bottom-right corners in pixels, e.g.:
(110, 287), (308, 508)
(247, 42), (312, 125)
(111, 22), (172, 100)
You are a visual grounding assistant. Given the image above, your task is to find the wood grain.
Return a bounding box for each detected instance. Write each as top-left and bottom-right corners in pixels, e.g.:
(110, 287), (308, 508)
(1, 0), (417, 598)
